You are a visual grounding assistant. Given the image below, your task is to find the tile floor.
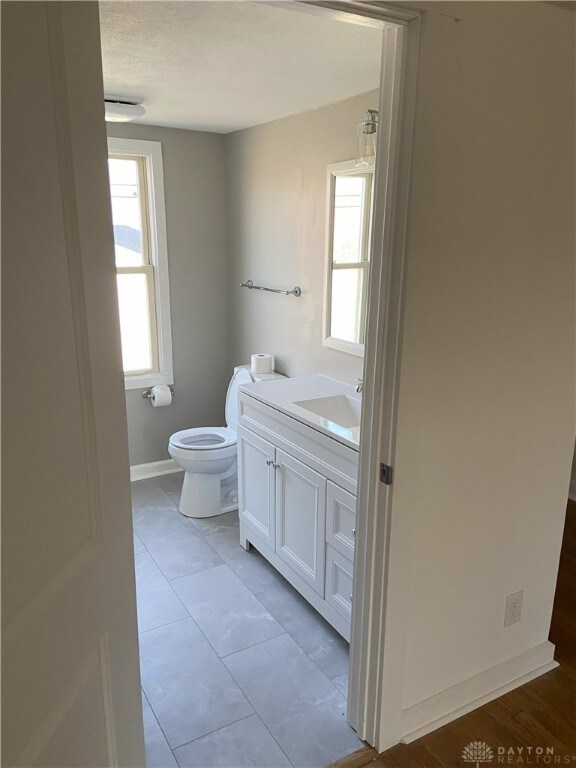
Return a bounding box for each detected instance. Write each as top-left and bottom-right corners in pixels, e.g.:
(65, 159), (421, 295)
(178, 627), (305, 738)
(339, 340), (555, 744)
(132, 473), (363, 768)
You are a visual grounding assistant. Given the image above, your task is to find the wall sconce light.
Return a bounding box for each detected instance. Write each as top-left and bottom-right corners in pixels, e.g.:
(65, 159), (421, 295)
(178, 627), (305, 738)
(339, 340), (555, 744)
(356, 109), (378, 167)
(104, 98), (145, 122)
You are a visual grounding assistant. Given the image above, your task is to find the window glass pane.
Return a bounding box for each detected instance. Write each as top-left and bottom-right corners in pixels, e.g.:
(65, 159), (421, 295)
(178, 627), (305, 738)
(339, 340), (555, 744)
(332, 175), (366, 264)
(116, 273), (154, 373)
(109, 157), (146, 267)
(330, 268), (365, 344)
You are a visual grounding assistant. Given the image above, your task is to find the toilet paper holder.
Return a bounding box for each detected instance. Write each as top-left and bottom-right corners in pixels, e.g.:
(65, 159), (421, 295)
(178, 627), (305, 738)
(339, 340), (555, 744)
(142, 386), (175, 399)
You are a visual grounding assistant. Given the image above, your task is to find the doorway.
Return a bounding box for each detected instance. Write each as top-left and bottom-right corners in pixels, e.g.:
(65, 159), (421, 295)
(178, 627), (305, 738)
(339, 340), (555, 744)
(100, 1), (418, 764)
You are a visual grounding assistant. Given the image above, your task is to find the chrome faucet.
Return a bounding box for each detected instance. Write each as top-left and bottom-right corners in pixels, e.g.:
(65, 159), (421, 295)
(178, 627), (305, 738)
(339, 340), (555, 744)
(355, 378), (363, 394)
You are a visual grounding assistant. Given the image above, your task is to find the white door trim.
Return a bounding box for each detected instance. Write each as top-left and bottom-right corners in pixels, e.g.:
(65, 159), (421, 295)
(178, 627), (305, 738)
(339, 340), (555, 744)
(350, 16), (422, 750)
(291, 2), (422, 751)
(290, 0), (422, 750)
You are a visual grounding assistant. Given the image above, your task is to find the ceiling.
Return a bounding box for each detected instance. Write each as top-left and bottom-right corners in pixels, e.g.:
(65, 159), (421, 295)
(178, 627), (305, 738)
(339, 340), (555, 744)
(99, 1), (382, 134)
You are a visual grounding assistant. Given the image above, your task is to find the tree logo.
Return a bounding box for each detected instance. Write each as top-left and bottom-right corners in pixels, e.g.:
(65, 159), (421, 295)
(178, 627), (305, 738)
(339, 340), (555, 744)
(462, 741), (494, 768)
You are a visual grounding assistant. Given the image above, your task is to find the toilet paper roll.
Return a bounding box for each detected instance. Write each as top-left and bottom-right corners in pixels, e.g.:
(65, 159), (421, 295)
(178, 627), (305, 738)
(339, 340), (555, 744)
(251, 353), (273, 374)
(150, 384), (172, 407)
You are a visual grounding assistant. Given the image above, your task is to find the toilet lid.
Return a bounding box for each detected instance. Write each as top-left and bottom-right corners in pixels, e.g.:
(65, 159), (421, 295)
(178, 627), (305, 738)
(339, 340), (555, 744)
(225, 368), (254, 429)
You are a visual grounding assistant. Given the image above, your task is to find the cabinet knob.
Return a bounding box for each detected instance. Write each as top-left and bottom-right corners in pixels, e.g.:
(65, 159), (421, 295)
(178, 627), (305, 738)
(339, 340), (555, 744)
(273, 462), (280, 470)
(266, 459), (273, 466)
(352, 528), (356, 537)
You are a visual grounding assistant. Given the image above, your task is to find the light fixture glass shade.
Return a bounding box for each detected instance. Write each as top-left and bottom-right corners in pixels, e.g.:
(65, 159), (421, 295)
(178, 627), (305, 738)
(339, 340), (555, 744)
(105, 100), (145, 122)
(356, 123), (376, 167)
(356, 109), (378, 168)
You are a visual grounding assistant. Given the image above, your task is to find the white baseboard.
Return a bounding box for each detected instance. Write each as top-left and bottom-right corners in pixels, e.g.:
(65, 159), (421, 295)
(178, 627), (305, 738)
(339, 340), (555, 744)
(569, 481), (576, 501)
(130, 459), (180, 482)
(400, 641), (557, 743)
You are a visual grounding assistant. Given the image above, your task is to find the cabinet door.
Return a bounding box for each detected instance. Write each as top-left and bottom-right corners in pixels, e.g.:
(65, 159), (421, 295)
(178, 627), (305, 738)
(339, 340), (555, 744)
(275, 449), (326, 595)
(238, 427), (275, 547)
(326, 482), (356, 559)
(325, 546), (354, 622)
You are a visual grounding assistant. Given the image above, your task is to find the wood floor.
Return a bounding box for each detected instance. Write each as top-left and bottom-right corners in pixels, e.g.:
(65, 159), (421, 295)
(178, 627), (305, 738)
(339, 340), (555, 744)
(330, 499), (576, 768)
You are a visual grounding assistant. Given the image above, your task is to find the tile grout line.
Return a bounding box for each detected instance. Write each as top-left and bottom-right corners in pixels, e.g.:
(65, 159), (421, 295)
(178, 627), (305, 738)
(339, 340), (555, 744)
(170, 711), (256, 759)
(133, 480), (235, 660)
(202, 529), (289, 598)
(133, 480), (227, 585)
(165, 557), (227, 583)
(138, 490), (347, 692)
(139, 614), (256, 759)
(253, 710), (296, 768)
(192, 514), (348, 685)
(141, 687), (178, 766)
(138, 614), (195, 638)
(132, 479), (353, 766)
(134, 482), (266, 762)
(215, 637), (344, 767)
(162, 530), (291, 663)
(217, 629), (289, 660)
(134, 510), (191, 640)
(133, 539), (193, 623)
(133, 504), (196, 635)
(169, 564), (289, 661)
(219, 652), (272, 741)
(143, 544), (286, 693)
(252, 589), (351, 694)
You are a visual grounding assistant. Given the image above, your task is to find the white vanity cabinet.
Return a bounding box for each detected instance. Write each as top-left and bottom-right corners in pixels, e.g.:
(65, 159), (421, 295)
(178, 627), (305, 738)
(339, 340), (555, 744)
(237, 429), (276, 549)
(237, 390), (358, 640)
(239, 432), (327, 595)
(325, 483), (356, 622)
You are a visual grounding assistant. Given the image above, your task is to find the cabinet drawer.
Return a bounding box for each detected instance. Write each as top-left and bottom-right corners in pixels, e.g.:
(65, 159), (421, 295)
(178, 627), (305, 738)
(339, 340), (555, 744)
(325, 546), (354, 621)
(326, 482), (356, 559)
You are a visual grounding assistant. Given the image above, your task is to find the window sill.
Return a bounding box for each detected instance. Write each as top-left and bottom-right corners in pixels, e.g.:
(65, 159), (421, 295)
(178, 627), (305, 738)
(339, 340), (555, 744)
(322, 337), (365, 358)
(124, 372), (174, 391)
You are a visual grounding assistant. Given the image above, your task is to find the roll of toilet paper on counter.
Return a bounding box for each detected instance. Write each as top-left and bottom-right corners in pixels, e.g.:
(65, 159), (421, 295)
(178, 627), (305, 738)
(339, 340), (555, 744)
(251, 353), (273, 374)
(150, 385), (172, 407)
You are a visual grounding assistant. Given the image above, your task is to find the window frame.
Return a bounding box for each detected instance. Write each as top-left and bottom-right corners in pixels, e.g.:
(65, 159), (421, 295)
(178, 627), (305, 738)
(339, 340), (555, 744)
(107, 137), (173, 389)
(323, 159), (374, 357)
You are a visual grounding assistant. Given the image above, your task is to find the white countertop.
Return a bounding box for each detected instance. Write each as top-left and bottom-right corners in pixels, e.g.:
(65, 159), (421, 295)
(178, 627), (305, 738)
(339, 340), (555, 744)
(239, 374), (361, 449)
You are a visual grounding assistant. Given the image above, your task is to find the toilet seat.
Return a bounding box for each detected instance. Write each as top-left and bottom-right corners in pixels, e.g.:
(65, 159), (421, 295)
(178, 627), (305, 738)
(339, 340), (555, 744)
(169, 426), (237, 451)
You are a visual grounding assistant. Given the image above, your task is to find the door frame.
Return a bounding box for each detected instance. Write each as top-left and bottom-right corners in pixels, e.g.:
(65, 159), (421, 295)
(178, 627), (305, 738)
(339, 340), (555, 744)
(292, 0), (422, 751)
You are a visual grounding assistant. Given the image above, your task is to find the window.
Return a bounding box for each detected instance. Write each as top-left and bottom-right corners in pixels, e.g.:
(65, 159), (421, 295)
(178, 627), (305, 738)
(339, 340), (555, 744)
(107, 138), (173, 389)
(323, 160), (374, 356)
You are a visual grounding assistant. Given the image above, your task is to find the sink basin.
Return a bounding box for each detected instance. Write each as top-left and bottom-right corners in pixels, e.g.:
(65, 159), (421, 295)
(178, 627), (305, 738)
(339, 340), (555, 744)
(239, 374), (362, 448)
(293, 394), (361, 429)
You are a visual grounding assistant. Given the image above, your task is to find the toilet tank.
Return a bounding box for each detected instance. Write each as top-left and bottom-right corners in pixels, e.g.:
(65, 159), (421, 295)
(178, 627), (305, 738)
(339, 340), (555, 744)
(226, 366), (286, 430)
(233, 364), (287, 382)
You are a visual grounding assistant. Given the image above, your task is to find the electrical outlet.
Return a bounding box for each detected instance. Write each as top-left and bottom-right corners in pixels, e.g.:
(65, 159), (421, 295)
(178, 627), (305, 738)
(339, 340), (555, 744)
(504, 590), (524, 627)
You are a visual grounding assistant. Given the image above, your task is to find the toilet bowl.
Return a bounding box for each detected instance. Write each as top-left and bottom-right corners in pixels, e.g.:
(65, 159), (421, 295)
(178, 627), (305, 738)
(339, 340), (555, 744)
(168, 366), (284, 518)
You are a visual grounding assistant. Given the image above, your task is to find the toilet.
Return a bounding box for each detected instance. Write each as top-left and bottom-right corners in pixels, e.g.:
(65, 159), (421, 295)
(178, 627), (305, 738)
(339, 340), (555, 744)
(168, 366), (284, 518)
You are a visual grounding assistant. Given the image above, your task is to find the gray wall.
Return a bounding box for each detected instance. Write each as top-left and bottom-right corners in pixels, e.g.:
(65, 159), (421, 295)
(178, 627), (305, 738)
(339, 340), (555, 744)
(107, 123), (229, 465)
(225, 91), (379, 383)
(113, 93), (379, 465)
